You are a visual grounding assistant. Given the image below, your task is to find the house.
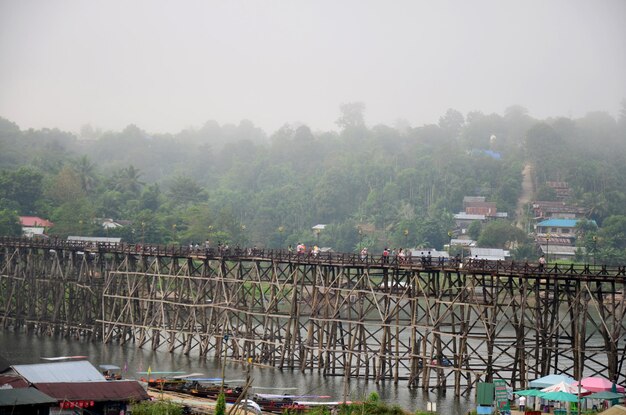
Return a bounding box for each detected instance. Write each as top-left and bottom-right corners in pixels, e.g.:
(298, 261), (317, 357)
(18, 216), (53, 238)
(454, 213), (486, 234)
(455, 197), (508, 234)
(532, 201), (586, 220)
(534, 218), (594, 242)
(9, 360), (149, 414)
(466, 201), (498, 217)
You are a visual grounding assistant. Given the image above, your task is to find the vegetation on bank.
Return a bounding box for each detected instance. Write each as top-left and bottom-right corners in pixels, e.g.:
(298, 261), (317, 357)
(131, 399), (185, 415)
(1, 103), (626, 263)
(132, 392), (436, 415)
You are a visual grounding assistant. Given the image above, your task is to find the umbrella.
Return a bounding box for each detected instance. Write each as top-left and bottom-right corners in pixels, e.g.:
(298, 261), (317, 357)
(575, 377), (626, 393)
(529, 374), (576, 388)
(541, 381), (587, 394)
(584, 391), (624, 400)
(540, 391), (579, 402)
(515, 389), (544, 397)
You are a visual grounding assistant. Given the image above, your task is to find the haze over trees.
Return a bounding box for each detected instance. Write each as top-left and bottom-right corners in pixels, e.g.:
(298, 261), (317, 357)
(0, 103), (625, 262)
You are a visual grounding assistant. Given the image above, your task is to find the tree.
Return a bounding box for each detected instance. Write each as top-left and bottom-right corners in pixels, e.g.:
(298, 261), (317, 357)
(140, 183), (163, 212)
(0, 207), (21, 236)
(46, 166), (85, 205)
(0, 117), (20, 135)
(598, 215), (626, 250)
(477, 220), (529, 248)
(71, 155), (98, 193)
(511, 243), (537, 261)
(534, 185), (557, 201)
(112, 165), (144, 195)
(0, 167), (44, 214)
(215, 392), (226, 415)
(166, 175), (207, 205)
(413, 215), (453, 250)
(438, 108), (465, 139)
(49, 199), (97, 238)
(467, 221), (482, 240)
(336, 102), (366, 130)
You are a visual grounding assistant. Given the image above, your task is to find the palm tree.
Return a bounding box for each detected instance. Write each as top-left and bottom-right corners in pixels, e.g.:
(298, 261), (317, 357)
(582, 192), (608, 223)
(71, 155), (97, 193)
(112, 165), (144, 195)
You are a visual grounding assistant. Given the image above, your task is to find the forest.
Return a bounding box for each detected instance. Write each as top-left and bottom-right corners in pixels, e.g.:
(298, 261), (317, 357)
(1, 103), (625, 263)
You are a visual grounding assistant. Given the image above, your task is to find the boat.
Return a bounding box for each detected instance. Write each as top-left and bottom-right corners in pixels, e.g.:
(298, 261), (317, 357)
(137, 371), (192, 391)
(187, 379), (244, 402)
(99, 364), (123, 380)
(250, 393), (334, 413)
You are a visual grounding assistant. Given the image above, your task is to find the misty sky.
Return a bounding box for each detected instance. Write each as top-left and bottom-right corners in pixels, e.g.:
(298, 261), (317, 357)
(1, 0), (625, 135)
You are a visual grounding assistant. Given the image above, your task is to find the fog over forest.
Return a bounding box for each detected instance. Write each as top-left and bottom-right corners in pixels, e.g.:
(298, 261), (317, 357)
(1, 1), (626, 264)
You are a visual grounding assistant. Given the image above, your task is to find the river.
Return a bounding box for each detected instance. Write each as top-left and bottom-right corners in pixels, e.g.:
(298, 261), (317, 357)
(0, 330), (474, 413)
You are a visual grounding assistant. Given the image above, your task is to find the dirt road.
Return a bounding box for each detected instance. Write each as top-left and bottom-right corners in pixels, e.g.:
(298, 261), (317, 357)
(515, 163), (534, 229)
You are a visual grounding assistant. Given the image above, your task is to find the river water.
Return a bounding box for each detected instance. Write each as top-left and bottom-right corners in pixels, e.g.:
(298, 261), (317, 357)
(0, 330), (474, 413)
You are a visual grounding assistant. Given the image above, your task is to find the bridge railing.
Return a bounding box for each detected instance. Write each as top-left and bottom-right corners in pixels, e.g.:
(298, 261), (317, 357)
(1, 236), (624, 279)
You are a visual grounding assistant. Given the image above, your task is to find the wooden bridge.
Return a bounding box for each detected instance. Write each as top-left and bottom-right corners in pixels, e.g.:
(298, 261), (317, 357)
(1, 237), (625, 395)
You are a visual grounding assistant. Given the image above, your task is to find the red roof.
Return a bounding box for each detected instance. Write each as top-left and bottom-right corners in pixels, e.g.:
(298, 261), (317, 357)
(0, 374), (29, 389)
(33, 381), (149, 402)
(19, 216), (54, 228)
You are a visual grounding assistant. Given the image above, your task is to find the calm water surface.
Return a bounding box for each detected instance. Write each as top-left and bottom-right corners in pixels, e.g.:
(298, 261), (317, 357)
(0, 331), (474, 413)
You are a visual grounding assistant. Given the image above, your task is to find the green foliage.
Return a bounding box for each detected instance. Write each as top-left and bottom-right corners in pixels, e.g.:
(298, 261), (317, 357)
(0, 207), (22, 236)
(1, 107), (625, 266)
(511, 243), (538, 261)
(0, 167), (44, 214)
(367, 392), (380, 402)
(215, 392), (226, 415)
(534, 184), (558, 201)
(467, 221), (482, 241)
(324, 396), (409, 415)
(130, 399), (184, 415)
(477, 220), (529, 249)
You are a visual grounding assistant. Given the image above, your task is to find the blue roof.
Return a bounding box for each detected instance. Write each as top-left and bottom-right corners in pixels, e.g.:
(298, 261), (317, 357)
(537, 219), (581, 228)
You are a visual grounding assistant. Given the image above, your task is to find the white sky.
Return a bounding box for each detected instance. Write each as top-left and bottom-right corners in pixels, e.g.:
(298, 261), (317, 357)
(0, 0), (625, 135)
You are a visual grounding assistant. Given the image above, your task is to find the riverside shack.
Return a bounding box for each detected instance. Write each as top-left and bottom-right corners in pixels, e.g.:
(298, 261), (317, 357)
(9, 360), (148, 415)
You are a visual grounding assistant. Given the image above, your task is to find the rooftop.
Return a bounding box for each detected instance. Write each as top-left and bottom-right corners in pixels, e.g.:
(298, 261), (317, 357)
(19, 216), (54, 228)
(0, 387), (57, 406)
(34, 380), (149, 402)
(12, 361), (106, 384)
(537, 218), (582, 228)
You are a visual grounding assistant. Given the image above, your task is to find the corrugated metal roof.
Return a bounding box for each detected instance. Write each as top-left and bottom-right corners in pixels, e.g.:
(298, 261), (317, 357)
(0, 375), (29, 389)
(454, 213), (485, 220)
(34, 381), (149, 402)
(470, 248), (510, 261)
(450, 239), (476, 246)
(540, 245), (584, 256)
(0, 387), (57, 406)
(537, 218), (579, 227)
(12, 361), (106, 383)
